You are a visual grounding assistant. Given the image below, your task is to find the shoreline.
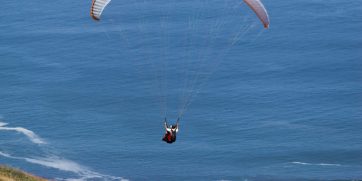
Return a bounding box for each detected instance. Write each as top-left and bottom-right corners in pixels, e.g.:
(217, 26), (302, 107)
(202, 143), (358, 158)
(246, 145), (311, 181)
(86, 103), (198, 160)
(0, 165), (46, 181)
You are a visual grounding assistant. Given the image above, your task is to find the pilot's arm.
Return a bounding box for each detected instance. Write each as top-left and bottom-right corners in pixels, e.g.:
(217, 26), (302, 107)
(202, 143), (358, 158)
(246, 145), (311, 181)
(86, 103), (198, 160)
(175, 119), (179, 133)
(164, 121), (168, 130)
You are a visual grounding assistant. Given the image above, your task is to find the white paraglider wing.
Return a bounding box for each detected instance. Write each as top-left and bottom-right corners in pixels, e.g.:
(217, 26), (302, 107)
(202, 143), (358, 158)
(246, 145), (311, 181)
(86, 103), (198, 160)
(243, 0), (270, 28)
(90, 0), (111, 20)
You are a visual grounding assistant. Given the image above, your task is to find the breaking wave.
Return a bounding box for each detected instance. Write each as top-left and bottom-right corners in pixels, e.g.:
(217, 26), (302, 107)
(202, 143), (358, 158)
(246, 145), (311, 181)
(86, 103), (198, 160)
(0, 119), (128, 181)
(0, 151), (12, 158)
(290, 161), (342, 167)
(0, 151), (128, 181)
(0, 122), (45, 144)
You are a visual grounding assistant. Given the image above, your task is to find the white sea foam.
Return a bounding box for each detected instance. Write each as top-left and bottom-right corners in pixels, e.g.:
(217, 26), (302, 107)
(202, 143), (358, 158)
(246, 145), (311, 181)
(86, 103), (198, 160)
(0, 153), (84, 177)
(0, 122), (45, 144)
(24, 157), (87, 173)
(0, 122), (8, 127)
(291, 161), (341, 167)
(0, 121), (127, 180)
(0, 152), (128, 181)
(63, 176), (130, 181)
(0, 151), (13, 158)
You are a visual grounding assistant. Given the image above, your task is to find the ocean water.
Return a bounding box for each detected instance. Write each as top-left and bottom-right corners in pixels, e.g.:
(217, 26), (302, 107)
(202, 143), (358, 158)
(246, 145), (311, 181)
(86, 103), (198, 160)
(1, 0), (362, 180)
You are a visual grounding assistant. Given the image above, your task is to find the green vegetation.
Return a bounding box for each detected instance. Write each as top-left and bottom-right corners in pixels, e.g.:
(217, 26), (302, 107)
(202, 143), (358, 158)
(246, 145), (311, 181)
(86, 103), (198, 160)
(0, 165), (47, 181)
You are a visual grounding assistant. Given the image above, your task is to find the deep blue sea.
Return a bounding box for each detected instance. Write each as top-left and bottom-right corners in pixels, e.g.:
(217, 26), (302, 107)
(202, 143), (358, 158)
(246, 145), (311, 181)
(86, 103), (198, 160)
(1, 0), (361, 180)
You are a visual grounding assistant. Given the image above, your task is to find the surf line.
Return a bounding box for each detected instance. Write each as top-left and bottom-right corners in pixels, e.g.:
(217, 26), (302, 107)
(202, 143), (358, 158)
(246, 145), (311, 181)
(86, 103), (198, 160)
(0, 151), (128, 181)
(290, 161), (342, 167)
(0, 120), (128, 180)
(0, 122), (45, 144)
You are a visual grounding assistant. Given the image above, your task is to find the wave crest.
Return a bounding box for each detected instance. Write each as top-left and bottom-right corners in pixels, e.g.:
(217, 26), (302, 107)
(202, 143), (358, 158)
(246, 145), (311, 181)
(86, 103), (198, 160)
(0, 122), (45, 144)
(291, 161), (341, 167)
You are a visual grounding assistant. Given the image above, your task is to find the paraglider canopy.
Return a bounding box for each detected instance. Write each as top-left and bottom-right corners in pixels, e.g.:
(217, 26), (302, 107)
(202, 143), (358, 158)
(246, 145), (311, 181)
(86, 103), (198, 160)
(90, 0), (111, 20)
(89, 0), (270, 28)
(243, 0), (270, 28)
